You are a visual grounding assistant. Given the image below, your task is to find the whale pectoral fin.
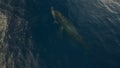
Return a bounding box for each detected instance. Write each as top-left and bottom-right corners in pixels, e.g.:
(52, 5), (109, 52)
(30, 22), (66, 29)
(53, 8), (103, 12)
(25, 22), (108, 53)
(53, 20), (58, 24)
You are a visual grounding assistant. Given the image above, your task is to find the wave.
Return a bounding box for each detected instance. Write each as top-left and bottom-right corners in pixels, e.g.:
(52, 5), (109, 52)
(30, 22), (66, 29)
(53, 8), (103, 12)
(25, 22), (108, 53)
(67, 0), (120, 54)
(0, 2), (40, 68)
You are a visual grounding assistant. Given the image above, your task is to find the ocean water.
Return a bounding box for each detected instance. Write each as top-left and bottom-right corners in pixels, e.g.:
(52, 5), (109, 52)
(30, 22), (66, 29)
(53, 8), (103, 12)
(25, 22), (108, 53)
(0, 0), (120, 68)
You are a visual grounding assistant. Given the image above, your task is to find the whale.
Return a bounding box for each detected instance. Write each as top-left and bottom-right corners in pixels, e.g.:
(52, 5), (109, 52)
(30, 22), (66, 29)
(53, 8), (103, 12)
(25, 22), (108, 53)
(51, 7), (87, 47)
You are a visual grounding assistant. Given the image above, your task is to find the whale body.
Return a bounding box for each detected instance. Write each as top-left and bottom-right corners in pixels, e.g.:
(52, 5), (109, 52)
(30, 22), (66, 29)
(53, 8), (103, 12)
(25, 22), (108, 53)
(51, 7), (85, 45)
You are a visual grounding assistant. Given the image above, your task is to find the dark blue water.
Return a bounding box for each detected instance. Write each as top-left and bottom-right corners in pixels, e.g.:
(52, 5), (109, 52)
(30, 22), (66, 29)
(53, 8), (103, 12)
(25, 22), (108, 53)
(1, 0), (120, 68)
(28, 0), (120, 68)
